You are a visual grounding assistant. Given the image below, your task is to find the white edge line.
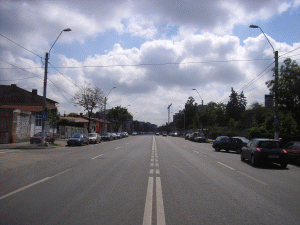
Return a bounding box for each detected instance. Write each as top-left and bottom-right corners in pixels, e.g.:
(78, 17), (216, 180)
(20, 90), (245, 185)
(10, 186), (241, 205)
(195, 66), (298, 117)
(0, 168), (72, 200)
(217, 162), (235, 170)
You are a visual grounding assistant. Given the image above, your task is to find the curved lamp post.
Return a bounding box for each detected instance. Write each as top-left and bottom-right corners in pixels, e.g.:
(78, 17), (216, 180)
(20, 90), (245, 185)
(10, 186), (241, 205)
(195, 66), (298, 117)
(250, 24), (279, 140)
(42, 28), (71, 146)
(103, 87), (116, 133)
(192, 88), (203, 106)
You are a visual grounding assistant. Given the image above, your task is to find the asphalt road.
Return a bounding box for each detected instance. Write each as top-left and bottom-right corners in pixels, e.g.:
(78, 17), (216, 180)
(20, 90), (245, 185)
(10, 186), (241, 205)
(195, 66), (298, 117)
(0, 135), (299, 225)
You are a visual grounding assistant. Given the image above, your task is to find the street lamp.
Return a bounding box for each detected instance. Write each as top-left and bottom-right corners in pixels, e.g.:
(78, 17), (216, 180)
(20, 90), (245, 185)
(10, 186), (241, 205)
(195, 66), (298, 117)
(250, 24), (279, 140)
(42, 28), (71, 146)
(192, 88), (203, 105)
(103, 87), (116, 133)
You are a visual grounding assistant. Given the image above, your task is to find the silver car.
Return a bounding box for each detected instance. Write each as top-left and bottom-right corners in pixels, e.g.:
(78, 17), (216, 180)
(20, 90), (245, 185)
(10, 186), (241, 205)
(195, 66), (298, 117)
(88, 133), (102, 144)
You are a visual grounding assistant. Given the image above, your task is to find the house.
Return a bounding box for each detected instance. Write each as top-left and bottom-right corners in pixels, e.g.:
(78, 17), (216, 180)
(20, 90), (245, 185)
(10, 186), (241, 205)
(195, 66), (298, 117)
(0, 84), (58, 143)
(58, 114), (113, 138)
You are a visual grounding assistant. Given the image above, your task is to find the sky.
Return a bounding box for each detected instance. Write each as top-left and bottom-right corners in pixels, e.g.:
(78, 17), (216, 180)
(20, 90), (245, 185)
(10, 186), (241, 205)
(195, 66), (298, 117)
(1, 0), (300, 126)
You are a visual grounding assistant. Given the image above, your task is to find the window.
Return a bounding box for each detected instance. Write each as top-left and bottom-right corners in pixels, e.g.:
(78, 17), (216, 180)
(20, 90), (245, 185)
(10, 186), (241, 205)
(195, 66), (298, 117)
(35, 112), (42, 126)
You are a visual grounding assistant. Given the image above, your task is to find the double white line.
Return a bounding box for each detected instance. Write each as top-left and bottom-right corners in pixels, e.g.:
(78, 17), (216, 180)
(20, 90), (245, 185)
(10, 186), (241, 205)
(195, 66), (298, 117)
(143, 137), (166, 225)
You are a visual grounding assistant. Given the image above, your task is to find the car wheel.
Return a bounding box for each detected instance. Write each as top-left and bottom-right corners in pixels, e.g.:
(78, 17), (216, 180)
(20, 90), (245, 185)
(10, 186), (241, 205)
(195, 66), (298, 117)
(241, 152), (245, 161)
(280, 162), (287, 169)
(215, 146), (220, 152)
(251, 155), (258, 167)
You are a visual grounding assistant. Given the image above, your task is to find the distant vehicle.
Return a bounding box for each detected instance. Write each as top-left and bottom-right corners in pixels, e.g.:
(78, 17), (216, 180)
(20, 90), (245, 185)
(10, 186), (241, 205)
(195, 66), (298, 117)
(123, 132), (129, 137)
(241, 138), (288, 168)
(111, 133), (117, 140)
(194, 134), (206, 143)
(185, 133), (192, 140)
(132, 132), (138, 135)
(156, 132), (160, 136)
(212, 136), (243, 153)
(67, 133), (89, 146)
(232, 136), (250, 146)
(189, 132), (199, 142)
(88, 133), (101, 144)
(30, 132), (55, 144)
(284, 141), (300, 165)
(162, 132), (167, 136)
(116, 132), (123, 139)
(101, 133), (113, 141)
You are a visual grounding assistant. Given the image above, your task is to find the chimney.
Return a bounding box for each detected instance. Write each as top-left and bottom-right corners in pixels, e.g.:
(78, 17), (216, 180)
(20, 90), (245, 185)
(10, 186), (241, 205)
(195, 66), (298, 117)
(32, 89), (37, 95)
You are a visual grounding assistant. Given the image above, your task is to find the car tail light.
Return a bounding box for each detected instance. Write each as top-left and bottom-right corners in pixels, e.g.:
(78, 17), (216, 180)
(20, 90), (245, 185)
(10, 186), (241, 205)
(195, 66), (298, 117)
(282, 149), (287, 153)
(255, 148), (261, 152)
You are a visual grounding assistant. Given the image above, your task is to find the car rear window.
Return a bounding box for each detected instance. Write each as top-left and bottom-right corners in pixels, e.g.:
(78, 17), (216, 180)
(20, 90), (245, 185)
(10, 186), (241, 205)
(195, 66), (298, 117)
(258, 141), (281, 149)
(88, 134), (96, 137)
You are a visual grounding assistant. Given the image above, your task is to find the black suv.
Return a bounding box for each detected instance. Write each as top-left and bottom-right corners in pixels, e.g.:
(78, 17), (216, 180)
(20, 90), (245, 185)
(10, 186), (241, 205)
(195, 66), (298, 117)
(241, 138), (288, 168)
(212, 136), (243, 153)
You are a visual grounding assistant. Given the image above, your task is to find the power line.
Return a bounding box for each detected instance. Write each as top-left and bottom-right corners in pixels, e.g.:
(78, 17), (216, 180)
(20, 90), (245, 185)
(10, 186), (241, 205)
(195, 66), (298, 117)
(0, 33), (43, 59)
(0, 58), (272, 70)
(48, 62), (80, 88)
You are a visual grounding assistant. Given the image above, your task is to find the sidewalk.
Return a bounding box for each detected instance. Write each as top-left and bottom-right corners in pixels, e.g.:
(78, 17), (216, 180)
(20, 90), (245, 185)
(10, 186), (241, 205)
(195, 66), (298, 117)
(0, 139), (67, 150)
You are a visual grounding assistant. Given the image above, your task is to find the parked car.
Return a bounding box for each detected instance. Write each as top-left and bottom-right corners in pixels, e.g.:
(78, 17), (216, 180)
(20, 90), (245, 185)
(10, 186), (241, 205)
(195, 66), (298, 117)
(123, 132), (129, 137)
(185, 133), (192, 140)
(189, 132), (199, 141)
(116, 132), (123, 139)
(132, 132), (138, 135)
(194, 134), (207, 143)
(232, 136), (250, 147)
(241, 138), (288, 168)
(212, 136), (243, 153)
(111, 133), (117, 140)
(67, 133), (89, 146)
(101, 132), (113, 141)
(30, 132), (55, 144)
(156, 132), (160, 136)
(162, 132), (167, 136)
(88, 133), (101, 144)
(284, 141), (300, 165)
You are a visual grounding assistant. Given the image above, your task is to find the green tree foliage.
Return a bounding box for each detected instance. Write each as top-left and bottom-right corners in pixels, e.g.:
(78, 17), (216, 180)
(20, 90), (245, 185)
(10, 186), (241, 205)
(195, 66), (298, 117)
(226, 88), (247, 121)
(184, 96), (198, 130)
(107, 106), (131, 132)
(67, 112), (79, 117)
(72, 84), (104, 132)
(266, 58), (300, 133)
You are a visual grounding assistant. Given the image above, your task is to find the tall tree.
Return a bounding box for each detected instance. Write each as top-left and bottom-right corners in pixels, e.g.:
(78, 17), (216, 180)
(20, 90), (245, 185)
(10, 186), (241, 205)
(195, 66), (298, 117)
(266, 58), (300, 132)
(72, 84), (104, 133)
(226, 88), (247, 122)
(107, 106), (131, 132)
(184, 96), (198, 129)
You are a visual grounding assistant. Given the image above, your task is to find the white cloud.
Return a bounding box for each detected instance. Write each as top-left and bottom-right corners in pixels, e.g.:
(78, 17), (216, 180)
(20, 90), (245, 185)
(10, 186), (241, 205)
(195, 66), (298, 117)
(1, 0), (300, 124)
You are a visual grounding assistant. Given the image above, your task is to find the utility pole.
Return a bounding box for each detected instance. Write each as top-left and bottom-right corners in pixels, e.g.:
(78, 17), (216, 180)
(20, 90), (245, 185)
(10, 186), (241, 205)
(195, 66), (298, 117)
(274, 50), (279, 140)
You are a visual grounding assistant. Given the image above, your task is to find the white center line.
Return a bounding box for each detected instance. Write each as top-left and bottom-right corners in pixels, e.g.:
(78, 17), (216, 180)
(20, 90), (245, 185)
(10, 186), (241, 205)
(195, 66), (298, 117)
(156, 177), (166, 225)
(143, 177), (154, 225)
(91, 154), (103, 159)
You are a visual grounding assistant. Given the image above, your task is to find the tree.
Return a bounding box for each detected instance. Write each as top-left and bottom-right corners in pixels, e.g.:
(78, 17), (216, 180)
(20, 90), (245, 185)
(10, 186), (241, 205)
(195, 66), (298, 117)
(107, 106), (131, 132)
(185, 96), (198, 130)
(226, 88), (247, 122)
(67, 112), (79, 117)
(266, 58), (300, 133)
(72, 84), (104, 133)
